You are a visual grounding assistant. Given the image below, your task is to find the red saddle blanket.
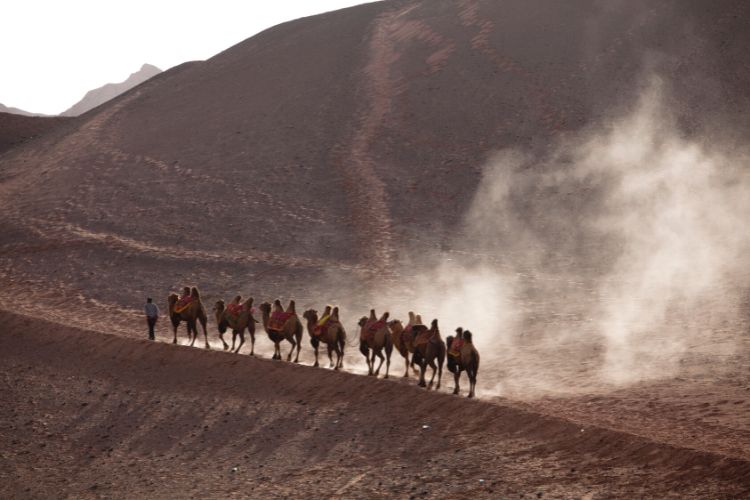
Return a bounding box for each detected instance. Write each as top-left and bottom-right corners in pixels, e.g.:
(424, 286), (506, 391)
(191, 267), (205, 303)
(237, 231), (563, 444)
(414, 329), (435, 347)
(174, 296), (194, 313)
(449, 338), (465, 357)
(269, 311), (294, 331)
(314, 318), (335, 337)
(361, 320), (386, 342)
(226, 303), (243, 315)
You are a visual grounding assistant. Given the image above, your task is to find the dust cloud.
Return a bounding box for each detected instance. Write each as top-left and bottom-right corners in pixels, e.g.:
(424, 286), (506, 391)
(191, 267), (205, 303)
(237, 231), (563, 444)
(352, 77), (750, 396)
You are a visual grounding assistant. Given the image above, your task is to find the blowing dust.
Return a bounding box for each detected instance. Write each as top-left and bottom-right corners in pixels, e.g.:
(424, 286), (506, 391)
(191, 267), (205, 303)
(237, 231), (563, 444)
(331, 79), (750, 398)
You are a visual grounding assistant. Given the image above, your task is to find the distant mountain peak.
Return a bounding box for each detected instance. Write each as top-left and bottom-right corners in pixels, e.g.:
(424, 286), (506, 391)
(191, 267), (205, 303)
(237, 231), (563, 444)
(60, 64), (162, 117)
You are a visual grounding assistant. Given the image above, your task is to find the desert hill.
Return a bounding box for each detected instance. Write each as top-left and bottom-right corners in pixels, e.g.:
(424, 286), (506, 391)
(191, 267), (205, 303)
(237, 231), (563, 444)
(2, 310), (749, 498)
(60, 63), (162, 117)
(0, 103), (43, 117)
(2, 1), (750, 495)
(0, 112), (70, 154)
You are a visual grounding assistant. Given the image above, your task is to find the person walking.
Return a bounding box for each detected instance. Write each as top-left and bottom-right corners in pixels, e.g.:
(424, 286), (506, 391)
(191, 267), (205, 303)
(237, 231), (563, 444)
(144, 297), (159, 340)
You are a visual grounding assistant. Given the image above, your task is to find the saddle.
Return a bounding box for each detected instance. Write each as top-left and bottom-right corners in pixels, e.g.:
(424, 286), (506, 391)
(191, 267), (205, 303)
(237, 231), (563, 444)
(174, 296), (194, 313)
(225, 303), (246, 321)
(448, 338), (465, 358)
(414, 328), (436, 347)
(402, 325), (415, 344)
(361, 319), (386, 342)
(269, 311), (294, 331)
(314, 316), (336, 337)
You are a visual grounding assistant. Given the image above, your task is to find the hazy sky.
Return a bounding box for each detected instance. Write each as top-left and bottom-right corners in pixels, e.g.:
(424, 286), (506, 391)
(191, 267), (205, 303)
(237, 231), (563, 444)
(1, 0), (368, 115)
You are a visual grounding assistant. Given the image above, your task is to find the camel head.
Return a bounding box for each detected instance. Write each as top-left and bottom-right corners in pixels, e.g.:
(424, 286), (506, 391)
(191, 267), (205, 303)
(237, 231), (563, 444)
(259, 302), (272, 316)
(303, 309), (317, 322)
(213, 299), (225, 312)
(358, 316), (369, 328)
(168, 293), (178, 307)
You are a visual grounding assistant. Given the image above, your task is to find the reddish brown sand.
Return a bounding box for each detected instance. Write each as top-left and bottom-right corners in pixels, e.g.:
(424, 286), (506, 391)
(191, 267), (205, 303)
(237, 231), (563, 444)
(1, 311), (749, 498)
(2, 0), (750, 497)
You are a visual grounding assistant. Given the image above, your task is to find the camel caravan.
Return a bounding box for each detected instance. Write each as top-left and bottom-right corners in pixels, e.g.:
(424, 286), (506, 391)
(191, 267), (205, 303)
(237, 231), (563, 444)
(166, 287), (480, 397)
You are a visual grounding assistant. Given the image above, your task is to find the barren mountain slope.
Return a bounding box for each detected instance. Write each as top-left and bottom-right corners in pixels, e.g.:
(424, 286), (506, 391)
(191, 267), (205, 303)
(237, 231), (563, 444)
(2, 1), (750, 497)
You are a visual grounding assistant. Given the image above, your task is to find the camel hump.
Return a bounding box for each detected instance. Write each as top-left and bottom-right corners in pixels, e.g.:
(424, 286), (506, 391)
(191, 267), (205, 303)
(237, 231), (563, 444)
(380, 311), (389, 321)
(331, 306), (340, 321)
(369, 309), (376, 320)
(286, 300), (296, 313)
(191, 287), (201, 300)
(463, 331), (473, 343)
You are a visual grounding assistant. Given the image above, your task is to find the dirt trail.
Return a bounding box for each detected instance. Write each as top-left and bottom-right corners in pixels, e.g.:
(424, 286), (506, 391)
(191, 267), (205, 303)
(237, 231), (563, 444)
(2, 310), (750, 498)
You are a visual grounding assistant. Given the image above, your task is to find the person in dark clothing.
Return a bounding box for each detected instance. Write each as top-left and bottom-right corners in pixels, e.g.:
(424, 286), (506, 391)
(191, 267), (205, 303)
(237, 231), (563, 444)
(144, 297), (159, 340)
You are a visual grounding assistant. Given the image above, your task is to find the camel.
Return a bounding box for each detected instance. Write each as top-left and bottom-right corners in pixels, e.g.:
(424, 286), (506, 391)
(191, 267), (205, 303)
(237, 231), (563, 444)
(358, 309), (393, 378)
(411, 318), (445, 389)
(387, 312), (420, 377)
(213, 296), (258, 354)
(258, 299), (303, 362)
(302, 306), (346, 369)
(446, 329), (480, 398)
(167, 287), (210, 349)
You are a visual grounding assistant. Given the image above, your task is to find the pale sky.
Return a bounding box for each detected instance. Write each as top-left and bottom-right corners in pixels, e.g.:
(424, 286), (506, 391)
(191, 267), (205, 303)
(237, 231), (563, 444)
(1, 0), (369, 115)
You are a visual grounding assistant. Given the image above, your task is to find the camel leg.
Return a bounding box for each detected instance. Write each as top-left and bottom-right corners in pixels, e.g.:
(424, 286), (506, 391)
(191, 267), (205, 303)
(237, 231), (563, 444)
(200, 318), (210, 349)
(313, 341), (320, 368)
(373, 350), (385, 377)
(436, 356), (443, 390)
(286, 338), (297, 362)
(294, 329), (302, 363)
(219, 331), (229, 351)
(334, 344), (342, 370)
(249, 331), (255, 356)
(234, 330), (245, 354)
(404, 354), (410, 378)
(231, 331), (236, 352)
(360, 343), (372, 375)
(427, 358), (437, 389)
(188, 322), (197, 347)
(453, 370), (461, 395)
(384, 350), (391, 379)
(418, 362), (426, 387)
(468, 368), (476, 398)
(172, 322), (178, 344)
(327, 344), (334, 369)
(274, 342), (281, 360)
